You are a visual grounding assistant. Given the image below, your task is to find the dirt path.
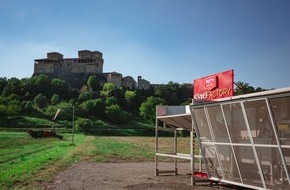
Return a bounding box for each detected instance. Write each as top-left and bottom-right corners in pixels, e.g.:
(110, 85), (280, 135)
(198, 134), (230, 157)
(42, 161), (224, 190)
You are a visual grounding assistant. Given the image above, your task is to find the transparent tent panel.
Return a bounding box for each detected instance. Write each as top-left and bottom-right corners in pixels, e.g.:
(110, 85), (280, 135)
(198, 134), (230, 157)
(193, 108), (212, 142)
(222, 103), (251, 144)
(256, 147), (289, 190)
(233, 145), (264, 188)
(203, 144), (222, 178)
(270, 96), (290, 146)
(244, 100), (277, 145)
(192, 93), (290, 189)
(207, 106), (230, 143)
(216, 144), (241, 183)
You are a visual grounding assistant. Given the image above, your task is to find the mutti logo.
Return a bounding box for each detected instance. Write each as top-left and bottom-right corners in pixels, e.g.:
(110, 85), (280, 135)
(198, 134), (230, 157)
(204, 76), (217, 91)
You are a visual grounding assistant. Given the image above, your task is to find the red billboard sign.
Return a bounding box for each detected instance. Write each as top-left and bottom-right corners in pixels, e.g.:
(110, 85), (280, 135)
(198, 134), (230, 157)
(193, 69), (234, 100)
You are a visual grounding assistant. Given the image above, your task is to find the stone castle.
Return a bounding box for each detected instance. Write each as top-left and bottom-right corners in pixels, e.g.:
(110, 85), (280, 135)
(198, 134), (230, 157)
(34, 50), (150, 90)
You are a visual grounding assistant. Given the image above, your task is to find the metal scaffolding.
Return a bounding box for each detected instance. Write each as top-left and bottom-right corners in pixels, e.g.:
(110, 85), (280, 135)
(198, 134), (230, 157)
(155, 106), (205, 185)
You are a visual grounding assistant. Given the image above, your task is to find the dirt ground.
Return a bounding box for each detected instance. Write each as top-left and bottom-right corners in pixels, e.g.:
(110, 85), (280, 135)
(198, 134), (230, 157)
(42, 161), (230, 190)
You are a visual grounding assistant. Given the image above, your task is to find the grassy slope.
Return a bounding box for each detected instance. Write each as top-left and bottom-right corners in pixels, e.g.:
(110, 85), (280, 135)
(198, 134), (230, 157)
(0, 115), (157, 137)
(0, 115), (153, 129)
(0, 116), (59, 128)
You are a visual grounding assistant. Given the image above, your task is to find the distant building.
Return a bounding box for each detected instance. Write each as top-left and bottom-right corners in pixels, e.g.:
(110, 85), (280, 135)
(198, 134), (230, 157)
(122, 76), (137, 90)
(33, 50), (150, 90)
(137, 76), (150, 90)
(34, 50), (104, 75)
(105, 71), (122, 88)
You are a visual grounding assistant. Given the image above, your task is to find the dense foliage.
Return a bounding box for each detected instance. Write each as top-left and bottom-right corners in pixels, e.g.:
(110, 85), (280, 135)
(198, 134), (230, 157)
(0, 75), (268, 131)
(0, 75), (192, 131)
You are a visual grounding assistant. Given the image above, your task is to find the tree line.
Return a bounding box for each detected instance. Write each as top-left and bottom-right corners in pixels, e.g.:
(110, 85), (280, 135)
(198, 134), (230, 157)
(0, 75), (193, 129)
(0, 74), (269, 131)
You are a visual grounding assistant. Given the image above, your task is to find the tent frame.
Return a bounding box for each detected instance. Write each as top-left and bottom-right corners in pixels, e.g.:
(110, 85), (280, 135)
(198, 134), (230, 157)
(155, 106), (203, 185)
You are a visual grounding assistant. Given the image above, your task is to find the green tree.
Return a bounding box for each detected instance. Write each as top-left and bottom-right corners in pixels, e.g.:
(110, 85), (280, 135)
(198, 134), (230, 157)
(177, 84), (192, 105)
(80, 99), (95, 116)
(79, 99), (105, 118)
(3, 77), (22, 97)
(32, 74), (51, 96)
(0, 77), (7, 95)
(93, 98), (106, 118)
(87, 76), (101, 91)
(51, 78), (67, 98)
(75, 118), (92, 131)
(51, 94), (60, 105)
(105, 96), (117, 106)
(105, 104), (131, 123)
(0, 104), (7, 116)
(125, 90), (136, 102)
(33, 93), (47, 109)
(7, 101), (22, 116)
(100, 83), (116, 98)
(124, 90), (137, 110)
(154, 82), (179, 105)
(22, 101), (35, 114)
(77, 91), (93, 103)
(0, 96), (21, 116)
(154, 81), (190, 105)
(234, 81), (255, 95)
(21, 77), (34, 100)
(139, 96), (166, 124)
(7, 94), (20, 101)
(44, 102), (73, 120)
(135, 88), (154, 110)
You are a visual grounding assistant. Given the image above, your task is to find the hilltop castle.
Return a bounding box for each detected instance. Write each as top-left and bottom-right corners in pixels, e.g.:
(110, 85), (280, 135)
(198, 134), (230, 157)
(34, 50), (150, 90)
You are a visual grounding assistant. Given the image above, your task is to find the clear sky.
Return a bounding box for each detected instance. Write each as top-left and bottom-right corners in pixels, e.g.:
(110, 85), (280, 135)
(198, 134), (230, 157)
(1, 0), (290, 89)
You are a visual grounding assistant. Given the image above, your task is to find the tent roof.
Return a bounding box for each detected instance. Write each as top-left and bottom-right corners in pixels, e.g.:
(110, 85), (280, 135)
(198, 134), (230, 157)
(157, 113), (192, 130)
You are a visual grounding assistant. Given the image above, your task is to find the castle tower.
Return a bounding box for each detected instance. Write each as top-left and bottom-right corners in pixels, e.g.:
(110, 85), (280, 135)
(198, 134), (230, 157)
(47, 52), (63, 60)
(107, 72), (122, 88)
(137, 76), (150, 90)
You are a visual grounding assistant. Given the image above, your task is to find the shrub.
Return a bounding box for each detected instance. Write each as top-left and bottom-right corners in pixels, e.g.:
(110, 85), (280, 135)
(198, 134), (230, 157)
(74, 118), (110, 133)
(44, 102), (73, 120)
(33, 93), (47, 109)
(139, 96), (165, 124)
(51, 94), (60, 105)
(74, 118), (92, 131)
(105, 104), (131, 124)
(77, 91), (93, 103)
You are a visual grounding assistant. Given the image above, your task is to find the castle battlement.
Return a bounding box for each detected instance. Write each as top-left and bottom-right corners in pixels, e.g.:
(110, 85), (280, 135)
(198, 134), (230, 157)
(34, 50), (104, 75)
(33, 50), (150, 90)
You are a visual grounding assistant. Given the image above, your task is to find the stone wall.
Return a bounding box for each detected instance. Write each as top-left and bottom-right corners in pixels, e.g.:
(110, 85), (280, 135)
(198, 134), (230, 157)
(137, 76), (151, 90)
(34, 50), (103, 76)
(33, 50), (151, 90)
(106, 72), (122, 88)
(122, 76), (137, 90)
(34, 62), (54, 74)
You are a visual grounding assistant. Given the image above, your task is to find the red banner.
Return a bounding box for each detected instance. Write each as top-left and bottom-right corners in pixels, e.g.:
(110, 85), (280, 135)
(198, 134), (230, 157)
(193, 69), (234, 100)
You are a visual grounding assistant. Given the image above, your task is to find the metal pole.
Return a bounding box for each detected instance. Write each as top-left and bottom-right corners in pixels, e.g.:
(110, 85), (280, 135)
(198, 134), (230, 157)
(155, 117), (159, 176)
(72, 106), (75, 145)
(190, 130), (195, 185)
(174, 129), (177, 175)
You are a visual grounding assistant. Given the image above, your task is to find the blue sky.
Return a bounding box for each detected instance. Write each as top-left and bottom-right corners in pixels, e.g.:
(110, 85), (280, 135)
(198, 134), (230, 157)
(1, 0), (290, 89)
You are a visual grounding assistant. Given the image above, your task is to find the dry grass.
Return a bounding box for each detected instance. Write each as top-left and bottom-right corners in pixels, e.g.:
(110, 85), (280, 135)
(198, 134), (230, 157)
(113, 136), (198, 154)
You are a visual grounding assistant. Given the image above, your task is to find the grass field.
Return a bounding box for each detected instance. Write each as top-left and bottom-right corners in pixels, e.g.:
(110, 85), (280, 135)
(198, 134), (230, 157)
(0, 131), (85, 189)
(0, 131), (193, 190)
